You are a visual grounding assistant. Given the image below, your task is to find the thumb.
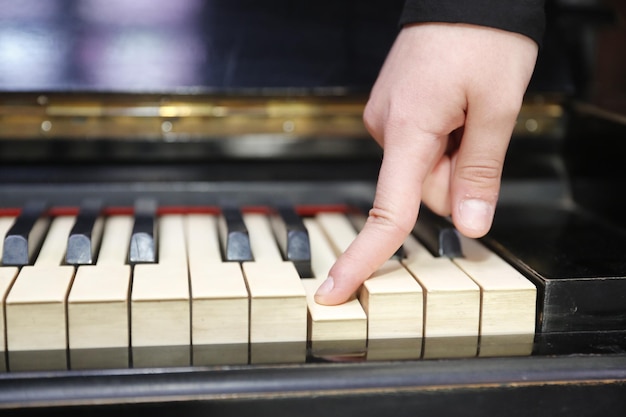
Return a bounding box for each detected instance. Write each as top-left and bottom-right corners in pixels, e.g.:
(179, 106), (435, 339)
(314, 130), (445, 305)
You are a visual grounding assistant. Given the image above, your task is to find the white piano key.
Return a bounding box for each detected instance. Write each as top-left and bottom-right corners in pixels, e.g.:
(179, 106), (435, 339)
(452, 235), (536, 357)
(402, 234), (480, 358)
(0, 266), (18, 372)
(243, 212), (283, 261)
(0, 216), (18, 369)
(67, 215), (132, 369)
(132, 214), (190, 367)
(242, 213), (307, 364)
(6, 216), (76, 371)
(97, 215), (135, 265)
(186, 214), (249, 365)
(316, 213), (423, 348)
(301, 218), (367, 358)
(33, 215), (75, 266)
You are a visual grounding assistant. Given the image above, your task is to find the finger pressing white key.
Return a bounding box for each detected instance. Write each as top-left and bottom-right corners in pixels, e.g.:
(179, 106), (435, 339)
(316, 213), (423, 359)
(301, 218), (366, 358)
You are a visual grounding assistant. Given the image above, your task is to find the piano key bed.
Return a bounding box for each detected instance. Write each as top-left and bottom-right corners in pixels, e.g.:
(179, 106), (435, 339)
(1, 200), (626, 416)
(0, 200), (541, 372)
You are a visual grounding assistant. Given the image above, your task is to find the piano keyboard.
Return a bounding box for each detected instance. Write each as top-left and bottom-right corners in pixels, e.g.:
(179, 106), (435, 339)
(0, 202), (537, 372)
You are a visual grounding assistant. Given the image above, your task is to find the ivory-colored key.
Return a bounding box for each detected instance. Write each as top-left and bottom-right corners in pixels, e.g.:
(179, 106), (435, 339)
(0, 217), (19, 371)
(452, 236), (536, 357)
(402, 234), (480, 358)
(67, 215), (132, 369)
(6, 216), (76, 371)
(242, 213), (307, 364)
(316, 213), (423, 352)
(132, 214), (190, 367)
(301, 218), (366, 358)
(186, 214), (249, 365)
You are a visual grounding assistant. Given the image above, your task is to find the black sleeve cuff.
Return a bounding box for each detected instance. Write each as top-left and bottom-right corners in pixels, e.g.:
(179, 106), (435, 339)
(400, 0), (546, 45)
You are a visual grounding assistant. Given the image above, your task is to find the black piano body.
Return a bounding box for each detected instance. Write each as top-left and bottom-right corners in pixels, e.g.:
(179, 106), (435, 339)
(1, 0), (626, 415)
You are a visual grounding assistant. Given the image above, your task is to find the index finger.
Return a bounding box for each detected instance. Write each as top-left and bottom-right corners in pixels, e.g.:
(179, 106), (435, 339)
(314, 127), (446, 305)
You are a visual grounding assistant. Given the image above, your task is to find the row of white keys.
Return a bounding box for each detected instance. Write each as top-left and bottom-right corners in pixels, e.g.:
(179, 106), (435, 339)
(401, 235), (480, 358)
(452, 236), (536, 356)
(241, 213), (307, 364)
(6, 216), (76, 371)
(69, 214), (192, 369)
(301, 218), (367, 357)
(67, 215), (132, 369)
(316, 212), (536, 359)
(315, 213), (423, 360)
(186, 214), (249, 365)
(131, 214), (190, 367)
(0, 216), (19, 371)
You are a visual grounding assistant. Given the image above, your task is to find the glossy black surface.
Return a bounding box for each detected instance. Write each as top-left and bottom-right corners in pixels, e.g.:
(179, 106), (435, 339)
(128, 198), (157, 264)
(412, 206), (463, 259)
(487, 204), (626, 333)
(271, 204), (312, 278)
(0, 0), (403, 92)
(489, 205), (626, 280)
(219, 205), (253, 262)
(0, 0), (578, 94)
(1, 200), (48, 266)
(66, 199), (103, 265)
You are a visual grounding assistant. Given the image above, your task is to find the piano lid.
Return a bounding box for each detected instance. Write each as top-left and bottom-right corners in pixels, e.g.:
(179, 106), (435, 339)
(0, 0), (595, 96)
(0, 0), (404, 94)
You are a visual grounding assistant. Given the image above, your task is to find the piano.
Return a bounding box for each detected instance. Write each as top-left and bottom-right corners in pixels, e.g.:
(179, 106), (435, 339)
(1, 0), (626, 415)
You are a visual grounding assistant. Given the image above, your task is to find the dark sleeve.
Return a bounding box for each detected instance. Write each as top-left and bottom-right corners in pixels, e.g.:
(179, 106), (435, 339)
(400, 0), (546, 45)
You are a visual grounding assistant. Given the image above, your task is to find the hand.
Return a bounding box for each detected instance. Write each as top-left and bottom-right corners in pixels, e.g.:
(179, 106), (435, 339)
(315, 23), (538, 305)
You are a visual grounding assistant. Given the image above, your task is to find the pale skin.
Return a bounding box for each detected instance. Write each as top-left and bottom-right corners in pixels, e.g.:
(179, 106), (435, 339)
(314, 23), (539, 305)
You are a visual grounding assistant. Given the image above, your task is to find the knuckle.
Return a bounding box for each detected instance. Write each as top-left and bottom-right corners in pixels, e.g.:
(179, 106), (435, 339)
(362, 102), (380, 136)
(367, 206), (415, 237)
(456, 159), (503, 188)
(497, 99), (523, 120)
(490, 93), (524, 121)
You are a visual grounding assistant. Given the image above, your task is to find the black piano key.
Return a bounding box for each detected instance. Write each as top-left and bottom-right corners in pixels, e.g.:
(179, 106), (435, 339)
(349, 202), (406, 260)
(128, 198), (157, 264)
(412, 206), (463, 258)
(271, 204), (313, 278)
(66, 199), (104, 265)
(218, 205), (253, 262)
(2, 200), (50, 266)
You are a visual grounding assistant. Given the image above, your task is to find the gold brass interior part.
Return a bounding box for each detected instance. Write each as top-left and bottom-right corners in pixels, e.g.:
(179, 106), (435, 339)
(0, 93), (565, 140)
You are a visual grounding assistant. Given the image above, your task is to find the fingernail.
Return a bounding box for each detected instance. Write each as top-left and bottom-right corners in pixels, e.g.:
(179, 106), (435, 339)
(315, 276), (335, 297)
(458, 199), (493, 233)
